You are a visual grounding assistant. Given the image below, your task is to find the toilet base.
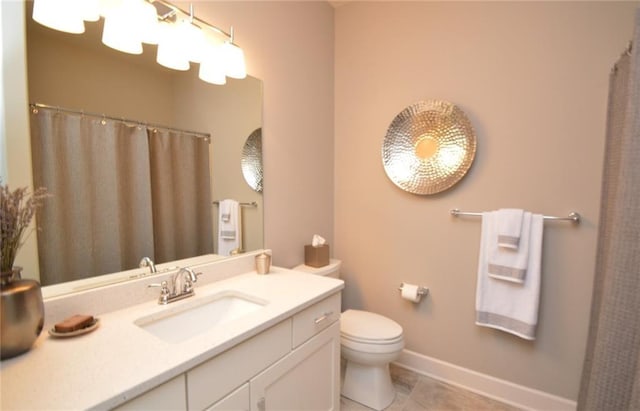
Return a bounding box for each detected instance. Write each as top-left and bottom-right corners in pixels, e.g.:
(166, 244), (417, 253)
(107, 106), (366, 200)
(341, 360), (396, 410)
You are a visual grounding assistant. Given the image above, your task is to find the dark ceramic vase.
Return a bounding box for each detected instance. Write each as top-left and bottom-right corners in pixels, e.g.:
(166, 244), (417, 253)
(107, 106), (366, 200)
(0, 267), (45, 360)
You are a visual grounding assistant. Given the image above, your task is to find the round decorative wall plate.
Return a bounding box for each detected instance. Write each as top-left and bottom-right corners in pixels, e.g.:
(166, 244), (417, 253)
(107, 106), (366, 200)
(382, 100), (477, 195)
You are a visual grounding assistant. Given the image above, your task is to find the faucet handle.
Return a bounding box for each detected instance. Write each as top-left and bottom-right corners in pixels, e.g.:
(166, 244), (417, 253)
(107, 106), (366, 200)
(181, 267), (198, 282)
(148, 280), (169, 290)
(148, 281), (170, 304)
(184, 270), (202, 292)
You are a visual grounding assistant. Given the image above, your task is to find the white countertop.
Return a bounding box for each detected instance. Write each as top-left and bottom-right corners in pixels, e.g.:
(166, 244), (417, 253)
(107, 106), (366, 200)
(0, 267), (344, 411)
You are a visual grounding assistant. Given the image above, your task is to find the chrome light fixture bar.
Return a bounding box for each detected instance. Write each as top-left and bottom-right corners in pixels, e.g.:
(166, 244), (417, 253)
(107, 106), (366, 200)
(32, 0), (246, 85)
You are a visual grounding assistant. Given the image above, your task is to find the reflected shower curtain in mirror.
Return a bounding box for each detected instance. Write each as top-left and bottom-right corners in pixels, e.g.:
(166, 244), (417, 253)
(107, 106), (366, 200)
(30, 110), (154, 285)
(148, 129), (213, 264)
(578, 10), (640, 411)
(30, 109), (214, 285)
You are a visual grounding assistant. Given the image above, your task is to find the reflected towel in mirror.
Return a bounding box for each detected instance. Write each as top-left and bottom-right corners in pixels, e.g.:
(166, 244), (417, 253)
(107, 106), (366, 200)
(218, 199), (241, 256)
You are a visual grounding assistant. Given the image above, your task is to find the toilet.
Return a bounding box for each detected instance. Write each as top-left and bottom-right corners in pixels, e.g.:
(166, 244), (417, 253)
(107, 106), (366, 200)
(293, 260), (405, 410)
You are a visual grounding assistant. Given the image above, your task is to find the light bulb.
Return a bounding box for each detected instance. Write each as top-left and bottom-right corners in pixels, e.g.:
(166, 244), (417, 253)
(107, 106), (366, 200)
(156, 22), (190, 71)
(175, 20), (206, 63)
(138, 1), (160, 45)
(98, 0), (123, 17)
(80, 0), (101, 22)
(222, 41), (246, 79)
(101, 0), (143, 55)
(199, 43), (226, 85)
(32, 0), (85, 34)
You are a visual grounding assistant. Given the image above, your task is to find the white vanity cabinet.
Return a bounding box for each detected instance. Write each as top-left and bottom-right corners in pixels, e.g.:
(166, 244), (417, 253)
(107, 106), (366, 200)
(116, 292), (341, 411)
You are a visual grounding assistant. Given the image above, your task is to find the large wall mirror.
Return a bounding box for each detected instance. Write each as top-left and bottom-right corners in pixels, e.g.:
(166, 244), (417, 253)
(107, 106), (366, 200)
(6, 2), (263, 297)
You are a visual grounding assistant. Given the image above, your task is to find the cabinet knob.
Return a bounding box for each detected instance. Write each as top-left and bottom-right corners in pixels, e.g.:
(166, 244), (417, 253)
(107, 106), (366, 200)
(257, 397), (266, 411)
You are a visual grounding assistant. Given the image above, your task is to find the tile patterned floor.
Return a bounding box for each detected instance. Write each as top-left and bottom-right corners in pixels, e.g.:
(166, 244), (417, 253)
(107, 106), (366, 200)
(340, 363), (522, 411)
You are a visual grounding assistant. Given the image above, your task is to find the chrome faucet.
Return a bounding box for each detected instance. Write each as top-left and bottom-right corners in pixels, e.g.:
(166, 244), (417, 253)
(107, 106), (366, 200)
(139, 257), (157, 273)
(148, 267), (201, 305)
(171, 267), (198, 296)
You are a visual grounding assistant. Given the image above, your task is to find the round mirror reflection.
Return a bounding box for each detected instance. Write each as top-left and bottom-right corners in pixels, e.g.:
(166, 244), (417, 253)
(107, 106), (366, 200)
(241, 128), (263, 193)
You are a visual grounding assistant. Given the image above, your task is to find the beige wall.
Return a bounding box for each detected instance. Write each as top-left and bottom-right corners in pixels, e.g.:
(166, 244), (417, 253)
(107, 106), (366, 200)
(184, 2), (336, 267)
(335, 1), (637, 400)
(27, 27), (174, 122)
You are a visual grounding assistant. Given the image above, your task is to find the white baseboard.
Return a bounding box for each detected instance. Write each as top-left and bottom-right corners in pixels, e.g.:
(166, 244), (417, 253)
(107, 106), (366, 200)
(393, 349), (577, 411)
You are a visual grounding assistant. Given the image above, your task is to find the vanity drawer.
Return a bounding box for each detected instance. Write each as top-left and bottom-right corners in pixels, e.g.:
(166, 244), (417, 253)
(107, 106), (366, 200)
(187, 319), (291, 410)
(206, 383), (249, 411)
(292, 292), (341, 348)
(115, 375), (186, 411)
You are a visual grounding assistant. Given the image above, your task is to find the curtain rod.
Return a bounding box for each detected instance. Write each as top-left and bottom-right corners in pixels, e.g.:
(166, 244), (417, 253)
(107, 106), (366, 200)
(29, 103), (211, 141)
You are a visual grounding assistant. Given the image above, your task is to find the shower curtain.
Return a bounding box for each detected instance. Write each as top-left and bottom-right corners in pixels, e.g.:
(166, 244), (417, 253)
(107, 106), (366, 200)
(30, 111), (154, 285)
(578, 10), (640, 411)
(30, 109), (213, 285)
(148, 128), (213, 264)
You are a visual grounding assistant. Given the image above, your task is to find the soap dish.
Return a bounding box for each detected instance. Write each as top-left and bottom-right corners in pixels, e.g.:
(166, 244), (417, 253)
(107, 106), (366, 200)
(48, 318), (100, 338)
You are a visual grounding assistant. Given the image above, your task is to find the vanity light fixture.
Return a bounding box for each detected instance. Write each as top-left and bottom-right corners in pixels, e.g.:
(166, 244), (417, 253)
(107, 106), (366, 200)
(31, 0), (247, 85)
(32, 0), (89, 34)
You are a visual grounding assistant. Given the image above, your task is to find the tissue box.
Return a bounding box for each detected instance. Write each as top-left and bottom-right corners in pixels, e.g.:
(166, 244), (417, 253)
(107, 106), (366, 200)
(304, 244), (330, 267)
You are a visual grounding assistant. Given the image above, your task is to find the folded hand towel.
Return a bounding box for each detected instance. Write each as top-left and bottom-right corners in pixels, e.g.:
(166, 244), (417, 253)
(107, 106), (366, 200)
(220, 201), (232, 223)
(476, 212), (544, 340)
(497, 208), (524, 250)
(217, 199), (241, 256)
(488, 212), (532, 283)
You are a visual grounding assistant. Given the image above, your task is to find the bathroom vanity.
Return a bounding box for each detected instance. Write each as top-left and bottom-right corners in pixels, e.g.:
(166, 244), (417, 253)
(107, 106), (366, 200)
(0, 253), (344, 410)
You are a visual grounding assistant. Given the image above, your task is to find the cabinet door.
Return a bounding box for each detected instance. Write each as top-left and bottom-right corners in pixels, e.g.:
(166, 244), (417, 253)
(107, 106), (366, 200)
(114, 375), (186, 411)
(250, 321), (340, 411)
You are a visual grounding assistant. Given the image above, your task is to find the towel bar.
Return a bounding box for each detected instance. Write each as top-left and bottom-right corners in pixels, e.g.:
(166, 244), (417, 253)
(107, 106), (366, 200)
(213, 201), (258, 207)
(450, 209), (580, 224)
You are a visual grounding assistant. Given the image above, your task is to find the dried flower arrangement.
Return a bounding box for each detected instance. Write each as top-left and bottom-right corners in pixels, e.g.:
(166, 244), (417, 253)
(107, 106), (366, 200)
(0, 182), (48, 274)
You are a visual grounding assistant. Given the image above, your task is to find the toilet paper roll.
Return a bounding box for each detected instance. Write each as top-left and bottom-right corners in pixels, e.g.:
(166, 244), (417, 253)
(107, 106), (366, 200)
(401, 283), (422, 303)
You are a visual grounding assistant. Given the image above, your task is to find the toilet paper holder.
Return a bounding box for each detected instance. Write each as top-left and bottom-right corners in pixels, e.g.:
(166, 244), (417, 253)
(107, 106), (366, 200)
(398, 283), (429, 297)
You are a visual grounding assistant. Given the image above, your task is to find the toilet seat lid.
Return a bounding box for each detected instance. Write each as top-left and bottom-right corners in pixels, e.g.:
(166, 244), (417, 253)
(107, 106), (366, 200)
(341, 309), (403, 342)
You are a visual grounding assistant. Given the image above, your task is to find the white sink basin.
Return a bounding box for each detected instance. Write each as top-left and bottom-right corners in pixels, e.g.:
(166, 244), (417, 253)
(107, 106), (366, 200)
(135, 291), (267, 343)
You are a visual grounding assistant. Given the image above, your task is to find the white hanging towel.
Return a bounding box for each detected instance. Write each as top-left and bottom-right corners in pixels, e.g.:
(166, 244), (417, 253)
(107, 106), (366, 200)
(488, 211), (532, 283)
(217, 199), (242, 256)
(476, 211), (544, 340)
(496, 208), (524, 250)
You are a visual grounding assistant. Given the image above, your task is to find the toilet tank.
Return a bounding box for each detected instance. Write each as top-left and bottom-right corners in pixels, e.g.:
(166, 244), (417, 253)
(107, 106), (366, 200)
(293, 259), (341, 278)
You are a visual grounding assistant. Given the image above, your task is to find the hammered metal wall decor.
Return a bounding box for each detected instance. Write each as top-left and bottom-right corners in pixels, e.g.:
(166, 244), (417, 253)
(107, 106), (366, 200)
(382, 100), (477, 195)
(241, 128), (263, 193)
